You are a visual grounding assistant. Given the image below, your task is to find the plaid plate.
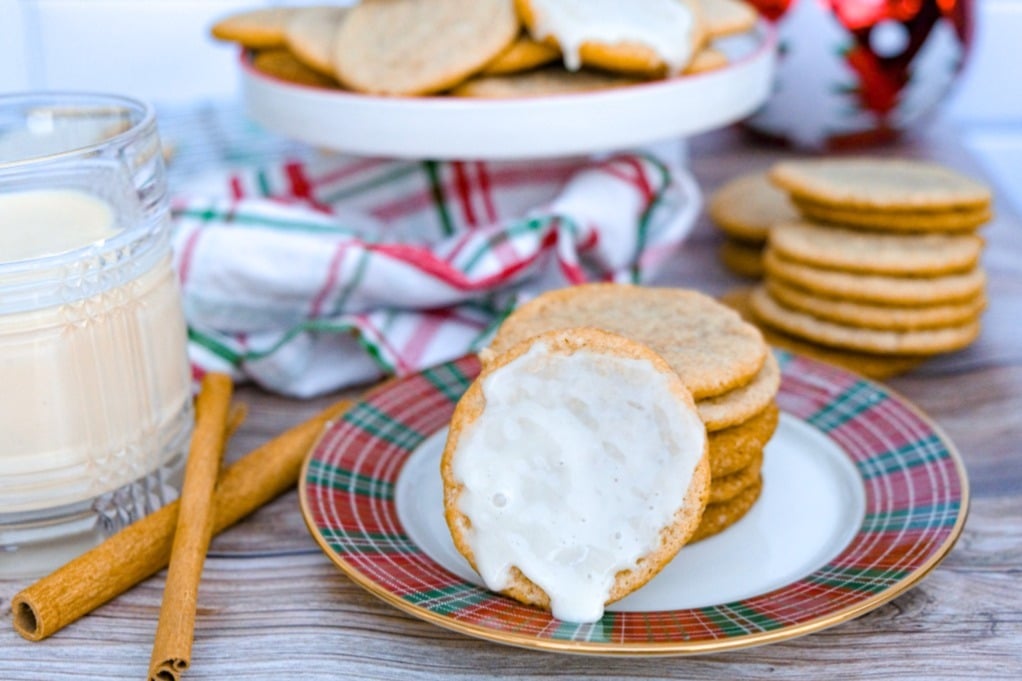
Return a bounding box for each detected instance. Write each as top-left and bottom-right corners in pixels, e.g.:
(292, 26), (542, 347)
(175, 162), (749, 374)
(300, 350), (968, 653)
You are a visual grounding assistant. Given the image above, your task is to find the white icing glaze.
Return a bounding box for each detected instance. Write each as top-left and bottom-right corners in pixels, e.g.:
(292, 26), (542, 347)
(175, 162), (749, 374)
(451, 342), (706, 622)
(527, 0), (697, 73)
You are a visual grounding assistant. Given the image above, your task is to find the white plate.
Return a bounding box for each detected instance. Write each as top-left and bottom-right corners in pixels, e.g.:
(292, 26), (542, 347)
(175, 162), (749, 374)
(241, 26), (777, 160)
(395, 414), (866, 611)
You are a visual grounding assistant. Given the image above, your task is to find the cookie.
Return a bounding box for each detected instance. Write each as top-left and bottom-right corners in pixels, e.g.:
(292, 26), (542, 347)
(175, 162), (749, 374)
(750, 286), (982, 355)
(696, 0), (759, 38)
(516, 0), (706, 76)
(708, 449), (762, 503)
(251, 49), (339, 89)
(769, 158), (992, 212)
(690, 475), (762, 542)
(709, 171), (800, 244)
(686, 47), (729, 74)
(443, 327), (710, 622)
(482, 34), (561, 75)
(763, 249), (987, 306)
(721, 288), (926, 379)
(211, 7), (294, 49)
(719, 239), (764, 279)
(769, 221), (983, 276)
(284, 6), (349, 77)
(333, 0), (519, 96)
(452, 66), (640, 98)
(766, 279), (987, 332)
(793, 197), (992, 233)
(488, 283), (768, 400)
(697, 351), (780, 431)
(708, 402), (779, 478)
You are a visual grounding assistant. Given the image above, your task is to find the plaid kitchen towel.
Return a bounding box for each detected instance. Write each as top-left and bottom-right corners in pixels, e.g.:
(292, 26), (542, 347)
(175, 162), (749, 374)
(171, 153), (700, 397)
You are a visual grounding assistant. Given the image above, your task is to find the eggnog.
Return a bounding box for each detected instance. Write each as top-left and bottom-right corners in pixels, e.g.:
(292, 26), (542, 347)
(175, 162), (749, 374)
(0, 94), (192, 578)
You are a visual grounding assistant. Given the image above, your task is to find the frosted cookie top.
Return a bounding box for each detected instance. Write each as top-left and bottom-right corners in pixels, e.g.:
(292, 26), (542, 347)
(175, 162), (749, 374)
(519, 0), (701, 74)
(442, 328), (709, 622)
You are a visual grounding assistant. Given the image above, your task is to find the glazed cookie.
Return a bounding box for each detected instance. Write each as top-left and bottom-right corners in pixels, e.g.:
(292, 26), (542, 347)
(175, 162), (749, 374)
(516, 0), (706, 75)
(252, 49), (339, 88)
(488, 283), (769, 400)
(452, 66), (640, 98)
(763, 249), (987, 306)
(690, 476), (762, 542)
(769, 221), (984, 276)
(333, 0), (519, 95)
(769, 158), (992, 212)
(443, 327), (709, 622)
(750, 286), (982, 355)
(708, 449), (763, 504)
(793, 197), (992, 233)
(482, 34), (561, 75)
(722, 288), (926, 379)
(211, 7), (294, 48)
(707, 402), (779, 478)
(709, 171), (800, 244)
(766, 279), (987, 332)
(696, 0), (758, 38)
(697, 351), (780, 431)
(284, 6), (349, 76)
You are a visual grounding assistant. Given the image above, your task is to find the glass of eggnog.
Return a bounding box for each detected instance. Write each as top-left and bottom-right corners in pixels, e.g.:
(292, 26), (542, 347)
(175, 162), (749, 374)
(0, 93), (192, 578)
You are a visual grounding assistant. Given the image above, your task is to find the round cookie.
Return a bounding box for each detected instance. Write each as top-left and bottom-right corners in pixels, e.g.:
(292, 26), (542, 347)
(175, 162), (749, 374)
(707, 402), (779, 478)
(488, 283), (769, 400)
(719, 239), (764, 279)
(333, 0), (519, 96)
(482, 34), (561, 75)
(766, 279), (987, 332)
(284, 6), (348, 77)
(709, 171), (800, 244)
(750, 286), (982, 355)
(516, 0), (706, 76)
(696, 0), (758, 38)
(211, 7), (294, 48)
(452, 66), (640, 98)
(769, 221), (983, 276)
(763, 249), (987, 306)
(697, 351), (780, 431)
(793, 197), (991, 233)
(721, 287), (926, 380)
(708, 450), (763, 504)
(443, 327), (710, 621)
(769, 158), (992, 212)
(685, 47), (729, 74)
(251, 49), (339, 89)
(690, 476), (762, 542)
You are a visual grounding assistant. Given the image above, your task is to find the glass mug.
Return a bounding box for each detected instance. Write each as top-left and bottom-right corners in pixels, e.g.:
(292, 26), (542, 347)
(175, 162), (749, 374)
(0, 93), (192, 578)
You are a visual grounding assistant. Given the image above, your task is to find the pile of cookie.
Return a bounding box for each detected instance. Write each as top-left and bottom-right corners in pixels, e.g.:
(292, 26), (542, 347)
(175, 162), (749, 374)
(211, 0), (759, 97)
(716, 158), (991, 378)
(484, 283), (780, 543)
(440, 283), (780, 620)
(709, 171), (798, 278)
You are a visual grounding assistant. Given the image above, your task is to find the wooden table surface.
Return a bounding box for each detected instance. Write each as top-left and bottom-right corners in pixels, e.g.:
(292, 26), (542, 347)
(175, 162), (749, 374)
(2, 124), (1020, 680)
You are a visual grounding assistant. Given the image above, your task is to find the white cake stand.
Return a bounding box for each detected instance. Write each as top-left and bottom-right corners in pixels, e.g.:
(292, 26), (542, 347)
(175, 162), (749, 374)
(241, 25), (777, 161)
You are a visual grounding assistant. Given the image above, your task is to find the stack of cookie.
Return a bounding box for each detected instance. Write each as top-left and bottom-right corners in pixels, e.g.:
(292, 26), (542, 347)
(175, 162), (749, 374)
(708, 171), (799, 278)
(211, 0), (760, 97)
(487, 283), (780, 542)
(744, 158), (990, 377)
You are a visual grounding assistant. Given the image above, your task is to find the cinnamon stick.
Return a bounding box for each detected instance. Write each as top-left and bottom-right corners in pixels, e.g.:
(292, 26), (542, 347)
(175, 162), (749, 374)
(148, 373), (233, 681)
(11, 399), (352, 642)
